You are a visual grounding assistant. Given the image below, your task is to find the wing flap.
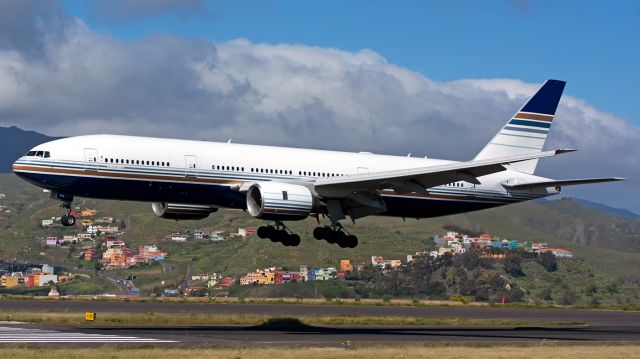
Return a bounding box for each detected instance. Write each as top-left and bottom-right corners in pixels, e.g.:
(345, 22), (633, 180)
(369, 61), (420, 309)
(502, 177), (626, 190)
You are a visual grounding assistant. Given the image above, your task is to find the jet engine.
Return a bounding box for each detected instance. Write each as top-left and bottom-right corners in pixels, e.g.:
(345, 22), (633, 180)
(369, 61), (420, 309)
(246, 182), (318, 221)
(151, 202), (218, 220)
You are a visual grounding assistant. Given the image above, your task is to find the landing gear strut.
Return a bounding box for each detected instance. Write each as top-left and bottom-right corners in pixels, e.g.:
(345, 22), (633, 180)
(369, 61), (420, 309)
(257, 222), (301, 247)
(59, 201), (76, 227)
(313, 224), (358, 248)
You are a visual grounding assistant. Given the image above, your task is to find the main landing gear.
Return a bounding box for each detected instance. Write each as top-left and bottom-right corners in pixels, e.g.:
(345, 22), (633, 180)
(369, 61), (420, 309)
(257, 222), (301, 247)
(60, 201), (76, 227)
(313, 225), (358, 248)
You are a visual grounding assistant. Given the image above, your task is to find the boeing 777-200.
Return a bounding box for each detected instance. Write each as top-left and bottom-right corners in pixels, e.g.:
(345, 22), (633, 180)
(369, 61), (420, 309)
(12, 80), (623, 248)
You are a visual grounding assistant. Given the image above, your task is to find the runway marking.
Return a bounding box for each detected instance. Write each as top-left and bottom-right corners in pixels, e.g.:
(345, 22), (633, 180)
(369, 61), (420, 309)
(0, 326), (176, 343)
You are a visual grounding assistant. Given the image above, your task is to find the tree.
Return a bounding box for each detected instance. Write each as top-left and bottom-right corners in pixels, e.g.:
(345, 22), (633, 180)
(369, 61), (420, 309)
(537, 287), (553, 301)
(462, 251), (480, 271)
(557, 289), (577, 306)
(504, 252), (524, 277)
(538, 252), (558, 272)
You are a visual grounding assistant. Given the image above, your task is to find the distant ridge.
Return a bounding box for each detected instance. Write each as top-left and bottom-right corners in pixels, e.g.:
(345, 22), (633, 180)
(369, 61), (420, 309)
(0, 126), (59, 173)
(568, 197), (640, 220)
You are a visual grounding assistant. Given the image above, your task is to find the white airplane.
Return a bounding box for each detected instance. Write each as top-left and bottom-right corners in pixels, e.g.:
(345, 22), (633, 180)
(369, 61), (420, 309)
(12, 80), (623, 248)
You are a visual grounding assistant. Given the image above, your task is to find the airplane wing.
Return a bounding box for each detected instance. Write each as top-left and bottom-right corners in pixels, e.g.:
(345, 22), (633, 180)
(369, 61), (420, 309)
(502, 177), (626, 190)
(314, 149), (575, 197)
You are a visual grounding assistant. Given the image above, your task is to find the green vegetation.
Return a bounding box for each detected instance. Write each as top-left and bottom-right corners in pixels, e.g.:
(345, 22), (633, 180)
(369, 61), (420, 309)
(1, 173), (639, 306)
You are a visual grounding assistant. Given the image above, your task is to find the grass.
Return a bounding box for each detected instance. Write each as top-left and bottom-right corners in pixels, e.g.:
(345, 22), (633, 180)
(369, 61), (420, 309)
(0, 346), (637, 359)
(0, 311), (583, 327)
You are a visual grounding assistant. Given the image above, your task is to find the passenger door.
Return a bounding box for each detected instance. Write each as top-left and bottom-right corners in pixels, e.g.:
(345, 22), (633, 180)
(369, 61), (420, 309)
(185, 155), (198, 178)
(84, 148), (99, 172)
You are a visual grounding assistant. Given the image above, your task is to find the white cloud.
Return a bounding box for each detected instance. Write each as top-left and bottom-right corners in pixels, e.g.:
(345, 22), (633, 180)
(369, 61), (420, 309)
(0, 4), (637, 212)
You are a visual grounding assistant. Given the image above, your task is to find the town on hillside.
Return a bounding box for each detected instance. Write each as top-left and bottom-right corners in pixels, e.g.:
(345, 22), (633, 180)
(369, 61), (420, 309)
(1, 205), (577, 297)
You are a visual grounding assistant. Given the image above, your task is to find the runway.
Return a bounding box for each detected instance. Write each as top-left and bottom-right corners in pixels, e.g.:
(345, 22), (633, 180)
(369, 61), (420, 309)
(1, 300), (639, 346)
(0, 323), (638, 346)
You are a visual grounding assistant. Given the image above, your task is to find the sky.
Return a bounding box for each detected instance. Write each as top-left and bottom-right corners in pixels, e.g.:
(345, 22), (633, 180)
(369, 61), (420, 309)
(0, 0), (638, 212)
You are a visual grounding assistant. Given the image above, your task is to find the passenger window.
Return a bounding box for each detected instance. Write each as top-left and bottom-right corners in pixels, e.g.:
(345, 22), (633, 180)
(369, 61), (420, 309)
(167, 162), (170, 167)
(162, 162), (165, 166)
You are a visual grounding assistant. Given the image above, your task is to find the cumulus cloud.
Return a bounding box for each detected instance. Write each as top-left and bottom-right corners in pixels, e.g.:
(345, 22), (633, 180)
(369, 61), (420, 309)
(0, 1), (637, 211)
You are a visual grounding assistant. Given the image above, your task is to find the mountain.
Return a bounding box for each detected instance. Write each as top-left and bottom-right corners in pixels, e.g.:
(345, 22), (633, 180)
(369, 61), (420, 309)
(0, 126), (59, 173)
(569, 198), (640, 220)
(1, 172), (640, 282)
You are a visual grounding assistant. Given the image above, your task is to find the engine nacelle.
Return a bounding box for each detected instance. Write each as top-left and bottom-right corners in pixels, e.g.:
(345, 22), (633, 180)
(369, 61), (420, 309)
(151, 202), (218, 220)
(246, 182), (317, 221)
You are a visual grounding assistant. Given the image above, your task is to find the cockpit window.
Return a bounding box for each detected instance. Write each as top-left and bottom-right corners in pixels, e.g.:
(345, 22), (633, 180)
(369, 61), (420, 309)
(26, 151), (36, 156)
(44, 151), (50, 158)
(35, 151), (43, 157)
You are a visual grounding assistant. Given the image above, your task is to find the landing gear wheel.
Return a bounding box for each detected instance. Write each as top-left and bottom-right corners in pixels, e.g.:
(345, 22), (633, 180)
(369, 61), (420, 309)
(325, 230), (338, 244)
(345, 235), (358, 248)
(61, 214), (76, 227)
(288, 234), (301, 247)
(313, 227), (326, 240)
(257, 226), (274, 239)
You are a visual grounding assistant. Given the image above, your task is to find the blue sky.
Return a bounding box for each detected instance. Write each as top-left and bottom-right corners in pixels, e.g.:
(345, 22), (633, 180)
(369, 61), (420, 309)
(1, 1), (637, 211)
(63, 0), (640, 123)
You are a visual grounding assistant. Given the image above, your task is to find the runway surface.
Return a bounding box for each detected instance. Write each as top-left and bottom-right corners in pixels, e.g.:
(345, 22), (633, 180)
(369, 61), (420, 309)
(1, 300), (639, 346)
(0, 323), (638, 346)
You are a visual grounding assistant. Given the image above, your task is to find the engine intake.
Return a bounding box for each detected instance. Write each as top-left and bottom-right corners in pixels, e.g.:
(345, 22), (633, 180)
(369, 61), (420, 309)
(152, 202), (218, 220)
(246, 182), (317, 221)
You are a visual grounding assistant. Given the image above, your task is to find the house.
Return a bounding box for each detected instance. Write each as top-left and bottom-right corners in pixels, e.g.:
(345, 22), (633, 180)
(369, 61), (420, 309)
(24, 276), (35, 288)
(219, 277), (234, 288)
(171, 235), (187, 242)
(41, 219), (54, 228)
(46, 238), (60, 246)
(299, 265), (309, 281)
(81, 219), (93, 226)
(193, 231), (209, 240)
(61, 235), (78, 244)
(539, 248), (574, 259)
(80, 209), (96, 217)
(339, 259), (353, 272)
(76, 233), (93, 240)
(1, 275), (19, 288)
(238, 227), (257, 237)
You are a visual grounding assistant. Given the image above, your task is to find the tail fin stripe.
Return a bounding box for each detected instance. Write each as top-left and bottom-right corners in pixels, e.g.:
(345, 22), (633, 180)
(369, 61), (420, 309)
(503, 126), (549, 134)
(491, 142), (543, 150)
(499, 133), (548, 140)
(508, 119), (551, 128)
(514, 112), (554, 121)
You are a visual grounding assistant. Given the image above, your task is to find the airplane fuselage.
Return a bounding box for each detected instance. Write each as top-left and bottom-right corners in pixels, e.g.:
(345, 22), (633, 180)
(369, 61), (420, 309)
(12, 134), (555, 219)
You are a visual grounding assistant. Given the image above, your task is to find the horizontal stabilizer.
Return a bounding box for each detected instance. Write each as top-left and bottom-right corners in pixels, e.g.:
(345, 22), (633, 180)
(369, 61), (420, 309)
(503, 177), (626, 190)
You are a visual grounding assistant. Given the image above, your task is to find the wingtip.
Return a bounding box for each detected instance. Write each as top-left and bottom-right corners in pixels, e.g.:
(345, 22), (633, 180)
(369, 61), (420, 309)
(555, 148), (577, 154)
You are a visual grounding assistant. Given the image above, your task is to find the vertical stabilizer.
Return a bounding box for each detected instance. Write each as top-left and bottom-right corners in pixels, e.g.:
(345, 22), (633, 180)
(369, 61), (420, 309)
(473, 79), (566, 174)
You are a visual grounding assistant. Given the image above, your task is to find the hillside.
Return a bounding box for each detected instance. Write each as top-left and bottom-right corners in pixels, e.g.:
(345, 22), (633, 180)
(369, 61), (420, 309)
(0, 126), (59, 173)
(1, 173), (639, 286)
